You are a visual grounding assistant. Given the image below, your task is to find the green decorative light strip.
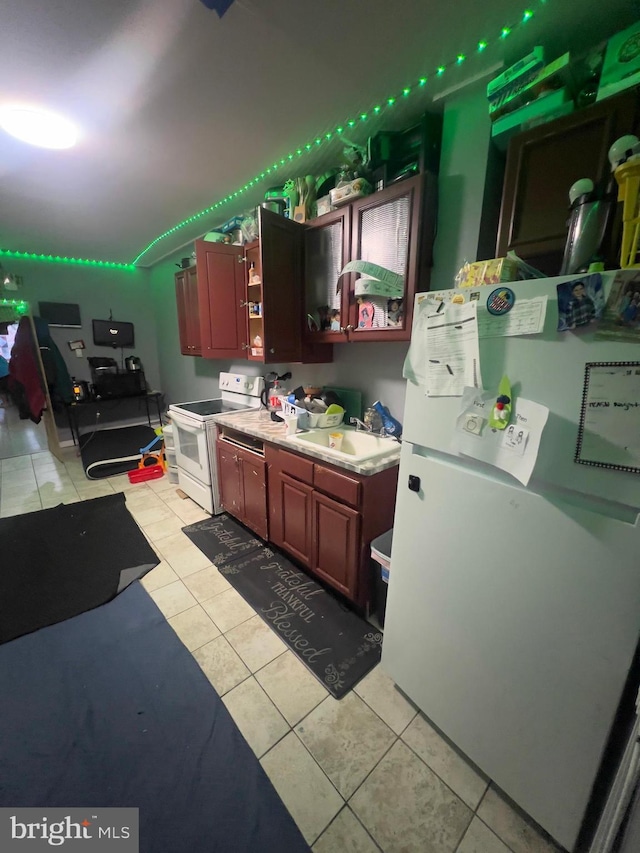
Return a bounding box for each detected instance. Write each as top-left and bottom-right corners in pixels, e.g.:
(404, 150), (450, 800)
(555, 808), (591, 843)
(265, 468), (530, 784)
(0, 297), (29, 314)
(131, 4), (541, 265)
(0, 248), (135, 270)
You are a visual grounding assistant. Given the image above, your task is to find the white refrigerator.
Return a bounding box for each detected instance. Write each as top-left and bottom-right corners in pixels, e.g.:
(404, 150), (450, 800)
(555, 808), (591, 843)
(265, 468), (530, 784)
(382, 273), (640, 852)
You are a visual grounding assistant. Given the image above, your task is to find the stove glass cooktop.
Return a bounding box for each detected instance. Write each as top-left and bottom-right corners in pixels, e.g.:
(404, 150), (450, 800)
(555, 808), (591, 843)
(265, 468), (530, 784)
(175, 399), (251, 417)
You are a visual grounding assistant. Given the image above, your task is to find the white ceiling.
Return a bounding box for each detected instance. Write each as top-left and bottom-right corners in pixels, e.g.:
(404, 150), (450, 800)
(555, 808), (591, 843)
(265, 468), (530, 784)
(1, 0), (636, 266)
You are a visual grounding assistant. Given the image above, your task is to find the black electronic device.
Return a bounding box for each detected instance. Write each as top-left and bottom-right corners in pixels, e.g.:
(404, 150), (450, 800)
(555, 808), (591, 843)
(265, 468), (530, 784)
(92, 319), (135, 348)
(38, 302), (82, 328)
(93, 372), (146, 399)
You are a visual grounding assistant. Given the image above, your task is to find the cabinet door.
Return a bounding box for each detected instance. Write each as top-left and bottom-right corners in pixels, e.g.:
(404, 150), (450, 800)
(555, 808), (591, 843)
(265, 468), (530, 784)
(175, 271), (191, 356)
(195, 239), (247, 360)
(497, 90), (640, 274)
(239, 450), (268, 540)
(184, 266), (201, 355)
(259, 207), (305, 363)
(348, 175), (423, 342)
(304, 207), (351, 342)
(271, 471), (313, 567)
(311, 491), (360, 600)
(217, 443), (243, 518)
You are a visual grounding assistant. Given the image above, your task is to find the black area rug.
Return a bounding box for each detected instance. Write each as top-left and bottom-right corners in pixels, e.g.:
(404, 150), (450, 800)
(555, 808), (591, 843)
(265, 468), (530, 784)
(80, 424), (157, 479)
(0, 583), (310, 853)
(183, 515), (382, 699)
(0, 492), (159, 645)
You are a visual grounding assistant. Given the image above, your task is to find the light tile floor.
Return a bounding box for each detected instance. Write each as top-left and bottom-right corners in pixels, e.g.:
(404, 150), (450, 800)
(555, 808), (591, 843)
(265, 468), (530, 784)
(0, 447), (565, 853)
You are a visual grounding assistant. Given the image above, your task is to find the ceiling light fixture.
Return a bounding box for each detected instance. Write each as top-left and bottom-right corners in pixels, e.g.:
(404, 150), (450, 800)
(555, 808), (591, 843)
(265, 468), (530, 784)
(0, 4), (545, 268)
(0, 105), (78, 149)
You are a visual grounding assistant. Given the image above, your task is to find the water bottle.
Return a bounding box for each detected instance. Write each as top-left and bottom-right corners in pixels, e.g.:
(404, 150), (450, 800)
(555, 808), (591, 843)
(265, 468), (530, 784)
(372, 401), (403, 438)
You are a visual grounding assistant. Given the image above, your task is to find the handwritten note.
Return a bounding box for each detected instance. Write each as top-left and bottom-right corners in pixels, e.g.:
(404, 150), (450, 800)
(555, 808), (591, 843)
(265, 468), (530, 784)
(576, 362), (640, 473)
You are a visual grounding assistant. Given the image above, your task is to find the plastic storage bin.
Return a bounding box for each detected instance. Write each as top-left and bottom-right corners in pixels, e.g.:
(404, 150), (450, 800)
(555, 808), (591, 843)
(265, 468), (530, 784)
(370, 529), (393, 627)
(280, 400), (344, 430)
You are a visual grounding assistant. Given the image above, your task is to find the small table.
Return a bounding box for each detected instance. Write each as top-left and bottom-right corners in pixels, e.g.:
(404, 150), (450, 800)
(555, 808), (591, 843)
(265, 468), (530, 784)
(65, 391), (164, 445)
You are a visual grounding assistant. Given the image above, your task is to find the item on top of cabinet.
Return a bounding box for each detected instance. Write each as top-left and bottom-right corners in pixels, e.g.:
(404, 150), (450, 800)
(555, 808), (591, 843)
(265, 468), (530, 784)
(560, 167), (619, 275)
(330, 177), (372, 207)
(316, 195), (335, 217)
(455, 254), (544, 288)
(488, 51), (568, 122)
(615, 159), (640, 268)
(203, 231), (226, 242)
(597, 21), (640, 102)
(293, 175), (317, 223)
(487, 46), (545, 103)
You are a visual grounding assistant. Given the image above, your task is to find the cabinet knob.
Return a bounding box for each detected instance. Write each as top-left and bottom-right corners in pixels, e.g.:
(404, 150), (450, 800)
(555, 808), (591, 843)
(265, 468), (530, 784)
(240, 300), (249, 307)
(269, 348), (275, 354)
(241, 343), (248, 350)
(408, 475), (421, 493)
(237, 256), (247, 263)
(346, 324), (355, 332)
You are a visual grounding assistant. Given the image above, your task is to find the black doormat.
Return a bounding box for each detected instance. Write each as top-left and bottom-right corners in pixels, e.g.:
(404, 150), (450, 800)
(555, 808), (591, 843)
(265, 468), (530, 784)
(182, 515), (382, 699)
(80, 425), (157, 479)
(0, 492), (159, 645)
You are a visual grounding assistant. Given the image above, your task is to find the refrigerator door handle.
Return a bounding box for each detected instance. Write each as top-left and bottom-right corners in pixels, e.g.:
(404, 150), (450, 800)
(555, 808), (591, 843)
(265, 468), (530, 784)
(408, 475), (421, 492)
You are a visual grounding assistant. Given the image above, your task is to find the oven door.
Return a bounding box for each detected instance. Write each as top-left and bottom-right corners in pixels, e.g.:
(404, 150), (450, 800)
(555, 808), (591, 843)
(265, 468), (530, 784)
(171, 410), (211, 485)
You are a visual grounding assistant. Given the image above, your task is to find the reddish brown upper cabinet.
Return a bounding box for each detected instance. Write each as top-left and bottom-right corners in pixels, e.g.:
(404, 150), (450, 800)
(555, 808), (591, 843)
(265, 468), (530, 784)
(175, 267), (201, 356)
(196, 208), (331, 364)
(497, 89), (640, 275)
(196, 240), (247, 360)
(303, 173), (438, 344)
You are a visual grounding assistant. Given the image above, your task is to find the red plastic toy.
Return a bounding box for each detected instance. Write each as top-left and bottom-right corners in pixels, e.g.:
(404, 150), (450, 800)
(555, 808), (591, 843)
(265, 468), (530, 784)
(127, 464), (165, 484)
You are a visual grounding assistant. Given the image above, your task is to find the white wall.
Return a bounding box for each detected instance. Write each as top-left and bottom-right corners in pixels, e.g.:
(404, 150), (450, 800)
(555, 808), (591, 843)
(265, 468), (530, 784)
(431, 80), (493, 291)
(7, 258), (157, 388)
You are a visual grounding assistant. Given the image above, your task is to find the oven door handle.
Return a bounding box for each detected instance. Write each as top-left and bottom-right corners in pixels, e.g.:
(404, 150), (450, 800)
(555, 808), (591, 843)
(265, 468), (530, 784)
(171, 417), (204, 436)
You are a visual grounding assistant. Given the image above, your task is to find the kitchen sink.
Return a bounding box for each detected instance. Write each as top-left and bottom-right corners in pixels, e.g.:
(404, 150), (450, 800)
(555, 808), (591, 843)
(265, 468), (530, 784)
(285, 426), (399, 463)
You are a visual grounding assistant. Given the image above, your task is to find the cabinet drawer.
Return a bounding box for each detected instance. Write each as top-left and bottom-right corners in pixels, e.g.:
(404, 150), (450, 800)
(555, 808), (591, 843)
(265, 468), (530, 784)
(313, 464), (361, 507)
(278, 449), (315, 485)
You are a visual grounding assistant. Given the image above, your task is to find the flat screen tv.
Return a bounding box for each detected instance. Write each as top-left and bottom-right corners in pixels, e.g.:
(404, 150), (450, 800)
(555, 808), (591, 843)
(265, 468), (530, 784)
(38, 301), (82, 328)
(92, 319), (135, 348)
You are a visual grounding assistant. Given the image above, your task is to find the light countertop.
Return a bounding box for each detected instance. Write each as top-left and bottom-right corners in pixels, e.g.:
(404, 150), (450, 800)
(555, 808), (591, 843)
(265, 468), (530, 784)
(214, 409), (401, 476)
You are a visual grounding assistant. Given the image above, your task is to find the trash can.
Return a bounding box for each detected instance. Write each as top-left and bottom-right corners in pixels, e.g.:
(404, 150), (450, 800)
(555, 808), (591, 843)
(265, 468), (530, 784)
(370, 529), (393, 627)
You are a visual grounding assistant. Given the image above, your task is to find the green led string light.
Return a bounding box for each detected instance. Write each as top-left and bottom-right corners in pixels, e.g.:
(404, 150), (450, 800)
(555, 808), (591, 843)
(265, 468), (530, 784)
(132, 3), (541, 264)
(0, 298), (29, 314)
(0, 248), (135, 270)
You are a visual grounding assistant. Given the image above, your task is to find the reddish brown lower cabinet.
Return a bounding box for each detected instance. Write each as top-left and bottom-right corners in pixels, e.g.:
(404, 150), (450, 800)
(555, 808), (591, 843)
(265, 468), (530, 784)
(266, 444), (398, 609)
(272, 472), (313, 567)
(312, 491), (360, 600)
(217, 440), (267, 540)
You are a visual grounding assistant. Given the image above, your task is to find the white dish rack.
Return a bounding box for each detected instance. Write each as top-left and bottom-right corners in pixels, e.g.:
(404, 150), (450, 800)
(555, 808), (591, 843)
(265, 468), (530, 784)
(279, 400), (344, 430)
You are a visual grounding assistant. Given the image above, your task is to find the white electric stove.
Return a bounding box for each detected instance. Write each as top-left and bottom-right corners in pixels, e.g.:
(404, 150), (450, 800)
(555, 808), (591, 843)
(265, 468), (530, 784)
(169, 372), (264, 513)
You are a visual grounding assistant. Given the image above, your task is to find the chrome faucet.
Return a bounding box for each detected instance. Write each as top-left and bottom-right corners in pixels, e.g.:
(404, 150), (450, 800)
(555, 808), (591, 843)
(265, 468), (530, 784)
(350, 417), (371, 432)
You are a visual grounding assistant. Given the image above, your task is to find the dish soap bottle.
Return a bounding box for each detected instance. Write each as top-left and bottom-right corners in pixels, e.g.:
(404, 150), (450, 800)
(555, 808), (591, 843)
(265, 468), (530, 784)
(372, 401), (403, 438)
